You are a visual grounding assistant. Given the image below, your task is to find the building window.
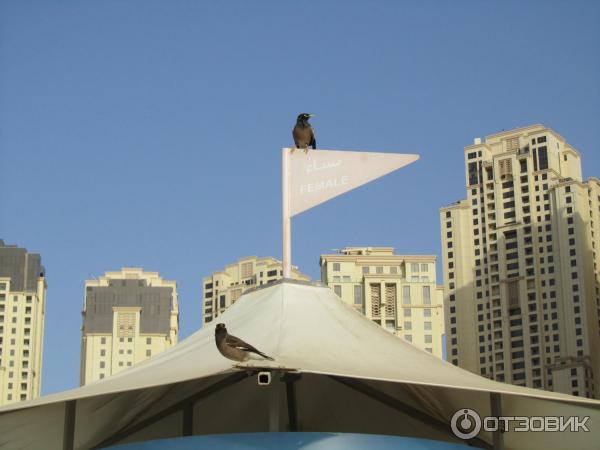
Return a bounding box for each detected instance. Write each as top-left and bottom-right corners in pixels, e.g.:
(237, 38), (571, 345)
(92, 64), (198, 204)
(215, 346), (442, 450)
(362, 266), (369, 274)
(333, 263), (340, 272)
(520, 159), (527, 173)
(353, 285), (362, 305)
(424, 335), (433, 344)
(420, 264), (428, 272)
(376, 266), (383, 274)
(390, 266), (398, 274)
(538, 146), (548, 170)
(424, 321), (432, 331)
(422, 286), (431, 304)
(424, 309), (431, 317)
(146, 350), (151, 357)
(146, 337), (151, 345)
(404, 321), (412, 331)
(402, 286), (411, 304)
(100, 349), (106, 356)
(468, 162), (479, 185)
(100, 362), (105, 369)
(411, 263), (420, 272)
(333, 285), (342, 297)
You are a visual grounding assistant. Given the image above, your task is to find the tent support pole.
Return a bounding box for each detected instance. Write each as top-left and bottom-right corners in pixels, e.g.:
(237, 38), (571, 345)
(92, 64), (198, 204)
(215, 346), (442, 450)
(490, 393), (504, 450)
(93, 372), (247, 449)
(182, 401), (194, 436)
(284, 373), (300, 431)
(330, 376), (492, 450)
(268, 375), (281, 431)
(62, 400), (76, 450)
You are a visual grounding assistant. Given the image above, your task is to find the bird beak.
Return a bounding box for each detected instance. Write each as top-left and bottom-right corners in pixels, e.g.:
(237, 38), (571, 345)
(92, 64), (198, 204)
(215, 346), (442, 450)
(309, 114), (315, 117)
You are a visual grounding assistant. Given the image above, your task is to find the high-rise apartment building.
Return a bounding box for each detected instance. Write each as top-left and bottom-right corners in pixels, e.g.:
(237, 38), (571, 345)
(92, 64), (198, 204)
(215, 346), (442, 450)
(80, 268), (179, 385)
(203, 256), (309, 323)
(0, 240), (46, 405)
(440, 124), (600, 398)
(320, 247), (444, 358)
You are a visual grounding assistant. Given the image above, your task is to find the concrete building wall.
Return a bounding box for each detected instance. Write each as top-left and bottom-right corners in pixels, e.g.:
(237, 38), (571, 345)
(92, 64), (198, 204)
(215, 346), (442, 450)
(202, 256), (310, 324)
(441, 124), (600, 399)
(80, 268), (179, 385)
(0, 241), (46, 405)
(320, 247), (445, 358)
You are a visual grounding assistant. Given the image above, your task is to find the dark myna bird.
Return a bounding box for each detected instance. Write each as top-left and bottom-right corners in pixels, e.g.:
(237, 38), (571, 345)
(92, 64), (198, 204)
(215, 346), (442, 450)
(292, 113), (316, 152)
(215, 323), (274, 362)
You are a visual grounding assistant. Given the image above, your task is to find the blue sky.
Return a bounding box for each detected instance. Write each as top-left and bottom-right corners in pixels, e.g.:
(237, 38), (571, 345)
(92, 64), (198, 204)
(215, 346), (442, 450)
(1, 1), (599, 394)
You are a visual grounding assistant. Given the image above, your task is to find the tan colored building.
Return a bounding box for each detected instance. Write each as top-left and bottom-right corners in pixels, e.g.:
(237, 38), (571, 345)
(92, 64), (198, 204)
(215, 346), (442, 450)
(441, 124), (600, 399)
(203, 256), (310, 323)
(0, 240), (46, 405)
(80, 268), (179, 385)
(320, 247), (444, 358)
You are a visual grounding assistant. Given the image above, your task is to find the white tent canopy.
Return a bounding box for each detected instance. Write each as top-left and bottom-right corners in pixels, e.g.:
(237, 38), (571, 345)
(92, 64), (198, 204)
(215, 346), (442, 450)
(0, 281), (598, 449)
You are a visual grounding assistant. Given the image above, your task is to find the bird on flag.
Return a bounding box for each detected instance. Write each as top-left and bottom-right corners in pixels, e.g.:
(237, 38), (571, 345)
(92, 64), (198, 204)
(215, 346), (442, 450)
(215, 323), (274, 362)
(292, 113), (316, 152)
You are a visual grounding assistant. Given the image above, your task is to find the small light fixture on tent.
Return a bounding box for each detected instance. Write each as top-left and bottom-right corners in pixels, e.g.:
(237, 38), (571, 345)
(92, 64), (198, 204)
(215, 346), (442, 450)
(281, 147), (419, 277)
(257, 371), (271, 386)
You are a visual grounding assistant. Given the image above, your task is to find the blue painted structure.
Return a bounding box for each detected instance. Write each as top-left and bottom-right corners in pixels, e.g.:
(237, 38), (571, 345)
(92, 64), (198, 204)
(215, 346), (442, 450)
(106, 432), (479, 450)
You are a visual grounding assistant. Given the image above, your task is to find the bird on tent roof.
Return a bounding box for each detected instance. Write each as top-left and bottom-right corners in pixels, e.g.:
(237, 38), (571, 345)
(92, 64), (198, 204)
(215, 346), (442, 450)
(215, 323), (274, 362)
(292, 113), (316, 153)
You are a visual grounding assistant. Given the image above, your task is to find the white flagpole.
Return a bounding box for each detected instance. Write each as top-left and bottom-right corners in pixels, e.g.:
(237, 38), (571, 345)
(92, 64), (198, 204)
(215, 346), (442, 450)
(282, 148), (292, 278)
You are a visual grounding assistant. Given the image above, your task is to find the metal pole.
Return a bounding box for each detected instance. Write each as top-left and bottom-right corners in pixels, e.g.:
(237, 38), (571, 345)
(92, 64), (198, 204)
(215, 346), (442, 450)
(490, 393), (504, 450)
(282, 148), (292, 278)
(182, 401), (194, 436)
(63, 400), (76, 450)
(268, 375), (281, 431)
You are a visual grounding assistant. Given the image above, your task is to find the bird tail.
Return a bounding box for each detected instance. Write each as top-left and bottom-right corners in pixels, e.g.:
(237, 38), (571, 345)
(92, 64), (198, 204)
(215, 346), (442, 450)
(253, 351), (274, 361)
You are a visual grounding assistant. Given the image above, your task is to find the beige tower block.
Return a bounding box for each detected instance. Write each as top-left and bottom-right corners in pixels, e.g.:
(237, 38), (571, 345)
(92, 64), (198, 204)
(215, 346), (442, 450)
(80, 268), (179, 385)
(320, 247), (444, 358)
(441, 124), (600, 399)
(202, 256), (309, 324)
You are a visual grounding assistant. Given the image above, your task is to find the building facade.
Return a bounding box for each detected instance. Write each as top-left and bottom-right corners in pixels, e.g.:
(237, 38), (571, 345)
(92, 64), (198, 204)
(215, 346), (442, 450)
(0, 240), (46, 405)
(203, 256), (310, 323)
(440, 124), (600, 398)
(80, 268), (179, 385)
(320, 247), (444, 358)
